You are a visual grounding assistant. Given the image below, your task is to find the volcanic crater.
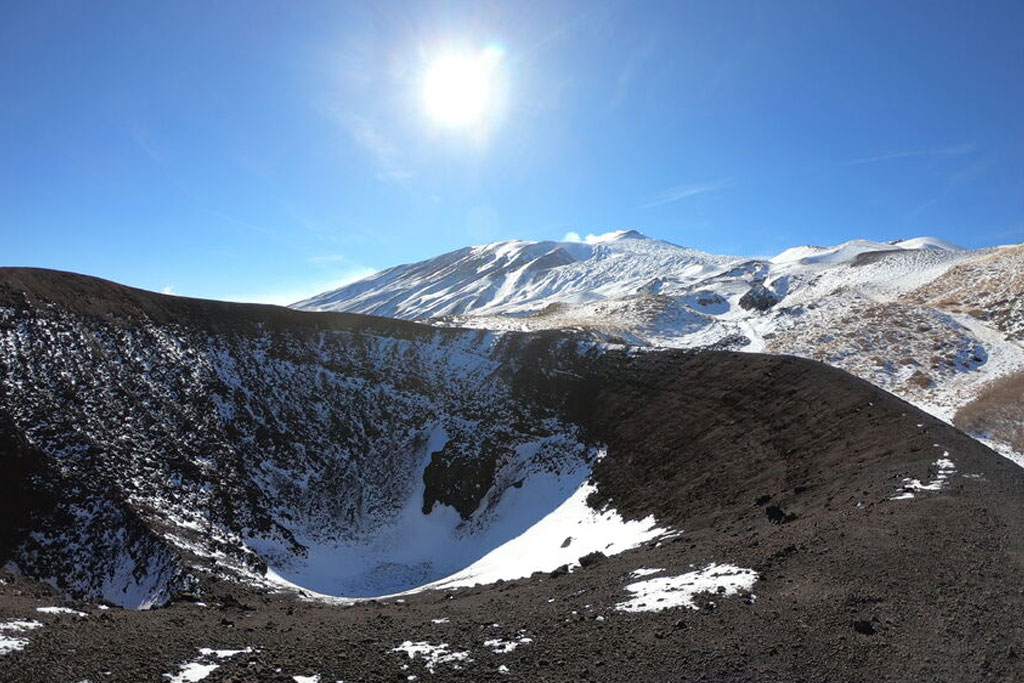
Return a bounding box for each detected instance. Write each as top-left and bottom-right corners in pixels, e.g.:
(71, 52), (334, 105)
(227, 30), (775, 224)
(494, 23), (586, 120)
(3, 267), (1024, 682)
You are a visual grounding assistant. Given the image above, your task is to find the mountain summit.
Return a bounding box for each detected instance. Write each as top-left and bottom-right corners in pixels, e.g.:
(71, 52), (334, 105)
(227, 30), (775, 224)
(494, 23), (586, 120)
(293, 231), (737, 318)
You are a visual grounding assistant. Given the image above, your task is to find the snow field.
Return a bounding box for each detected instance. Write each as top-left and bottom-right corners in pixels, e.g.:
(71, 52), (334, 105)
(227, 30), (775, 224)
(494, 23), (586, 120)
(261, 442), (664, 599)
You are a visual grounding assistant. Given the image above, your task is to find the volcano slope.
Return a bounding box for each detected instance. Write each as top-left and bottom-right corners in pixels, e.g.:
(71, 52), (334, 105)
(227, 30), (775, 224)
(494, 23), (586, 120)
(1, 268), (1024, 682)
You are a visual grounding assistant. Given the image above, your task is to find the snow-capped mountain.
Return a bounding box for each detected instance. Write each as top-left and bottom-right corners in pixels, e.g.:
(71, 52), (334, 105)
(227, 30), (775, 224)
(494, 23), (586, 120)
(295, 230), (738, 318)
(295, 231), (960, 320)
(296, 231), (1024, 462)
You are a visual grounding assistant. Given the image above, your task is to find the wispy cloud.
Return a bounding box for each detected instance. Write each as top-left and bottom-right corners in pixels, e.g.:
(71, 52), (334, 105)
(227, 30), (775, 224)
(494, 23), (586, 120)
(161, 285), (176, 295)
(306, 254), (352, 265)
(524, 2), (621, 58)
(843, 143), (976, 167)
(206, 208), (281, 240)
(305, 252), (375, 274)
(377, 168), (416, 183)
(642, 179), (732, 209)
(908, 196), (941, 218)
(343, 114), (415, 184)
(128, 125), (167, 165)
(607, 40), (658, 110)
(947, 157), (992, 187)
(224, 266), (379, 307)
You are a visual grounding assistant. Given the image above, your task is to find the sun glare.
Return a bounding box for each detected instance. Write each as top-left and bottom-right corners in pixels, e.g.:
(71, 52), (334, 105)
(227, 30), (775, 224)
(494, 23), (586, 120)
(422, 46), (504, 128)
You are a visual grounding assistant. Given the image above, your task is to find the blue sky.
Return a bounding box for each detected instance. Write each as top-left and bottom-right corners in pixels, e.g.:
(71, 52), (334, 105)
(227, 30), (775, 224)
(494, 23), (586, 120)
(2, 1), (1022, 304)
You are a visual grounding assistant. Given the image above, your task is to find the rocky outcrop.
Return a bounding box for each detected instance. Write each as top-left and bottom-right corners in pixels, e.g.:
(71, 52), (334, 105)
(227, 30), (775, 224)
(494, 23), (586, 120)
(738, 283), (780, 311)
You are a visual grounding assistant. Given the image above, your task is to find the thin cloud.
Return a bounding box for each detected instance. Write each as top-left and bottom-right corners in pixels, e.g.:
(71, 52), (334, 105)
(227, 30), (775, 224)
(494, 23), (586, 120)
(642, 179), (732, 209)
(306, 253), (374, 273)
(128, 125), (167, 165)
(843, 143), (976, 167)
(376, 168), (416, 183)
(306, 254), (351, 265)
(523, 2), (620, 58)
(205, 208), (281, 240)
(607, 40), (658, 110)
(908, 196), (941, 218)
(224, 267), (379, 307)
(947, 157), (992, 187)
(344, 114), (415, 185)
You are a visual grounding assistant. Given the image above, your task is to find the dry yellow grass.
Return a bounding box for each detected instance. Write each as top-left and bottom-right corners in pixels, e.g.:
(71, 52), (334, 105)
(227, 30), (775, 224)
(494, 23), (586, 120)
(906, 244), (1024, 339)
(954, 369), (1024, 452)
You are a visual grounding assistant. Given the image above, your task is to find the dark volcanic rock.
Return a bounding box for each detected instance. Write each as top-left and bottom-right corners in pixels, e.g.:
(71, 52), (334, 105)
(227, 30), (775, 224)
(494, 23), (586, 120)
(764, 504), (797, 525)
(421, 439), (503, 520)
(738, 282), (780, 311)
(853, 619), (877, 635)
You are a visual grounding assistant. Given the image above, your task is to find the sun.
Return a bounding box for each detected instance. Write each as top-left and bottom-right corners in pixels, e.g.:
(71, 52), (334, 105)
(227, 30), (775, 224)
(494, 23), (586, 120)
(422, 46), (504, 128)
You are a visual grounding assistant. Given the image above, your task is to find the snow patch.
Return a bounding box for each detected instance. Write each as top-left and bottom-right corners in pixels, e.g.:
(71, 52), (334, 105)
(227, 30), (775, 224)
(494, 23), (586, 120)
(164, 662), (219, 683)
(616, 563), (758, 612)
(891, 455), (956, 500)
(163, 647), (252, 682)
(629, 567), (665, 579)
(198, 647), (251, 658)
(0, 619), (43, 656)
(391, 641), (472, 673)
(483, 633), (533, 654)
(426, 480), (666, 592)
(36, 606), (87, 617)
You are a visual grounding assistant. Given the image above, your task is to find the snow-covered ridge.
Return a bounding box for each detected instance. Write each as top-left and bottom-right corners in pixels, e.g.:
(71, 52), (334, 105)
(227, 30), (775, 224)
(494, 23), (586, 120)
(770, 237), (961, 264)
